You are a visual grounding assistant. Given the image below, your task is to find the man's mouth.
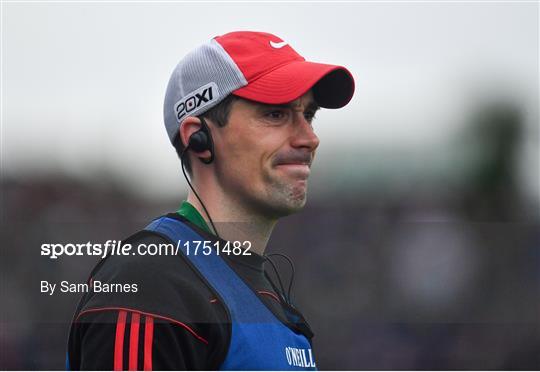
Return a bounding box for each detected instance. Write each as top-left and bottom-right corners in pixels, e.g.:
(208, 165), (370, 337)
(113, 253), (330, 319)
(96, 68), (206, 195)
(274, 163), (311, 179)
(272, 151), (313, 179)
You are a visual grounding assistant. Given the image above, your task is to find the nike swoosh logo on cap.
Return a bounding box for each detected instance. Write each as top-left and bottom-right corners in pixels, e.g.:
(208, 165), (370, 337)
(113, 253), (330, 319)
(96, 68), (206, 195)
(270, 40), (288, 49)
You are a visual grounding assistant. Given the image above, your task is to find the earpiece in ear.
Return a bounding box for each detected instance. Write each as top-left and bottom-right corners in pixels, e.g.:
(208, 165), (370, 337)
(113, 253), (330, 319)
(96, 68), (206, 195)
(187, 117), (214, 164)
(188, 131), (209, 152)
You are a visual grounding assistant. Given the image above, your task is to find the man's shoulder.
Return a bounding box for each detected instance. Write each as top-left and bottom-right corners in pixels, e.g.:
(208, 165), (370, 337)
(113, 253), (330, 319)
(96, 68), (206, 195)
(92, 212), (205, 281)
(77, 218), (224, 323)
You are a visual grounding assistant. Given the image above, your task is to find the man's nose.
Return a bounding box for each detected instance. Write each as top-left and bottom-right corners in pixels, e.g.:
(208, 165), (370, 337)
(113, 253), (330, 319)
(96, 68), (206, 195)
(290, 115), (320, 152)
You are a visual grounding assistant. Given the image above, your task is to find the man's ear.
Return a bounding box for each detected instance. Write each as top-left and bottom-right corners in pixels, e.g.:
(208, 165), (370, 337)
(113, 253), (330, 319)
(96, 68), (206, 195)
(179, 117), (212, 158)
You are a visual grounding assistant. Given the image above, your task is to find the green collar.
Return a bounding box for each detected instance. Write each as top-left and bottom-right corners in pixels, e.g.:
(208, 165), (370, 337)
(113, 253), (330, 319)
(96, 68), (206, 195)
(176, 201), (211, 234)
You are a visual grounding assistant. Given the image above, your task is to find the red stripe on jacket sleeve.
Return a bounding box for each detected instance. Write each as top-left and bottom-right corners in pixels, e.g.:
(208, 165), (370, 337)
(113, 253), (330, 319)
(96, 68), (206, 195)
(144, 316), (154, 371)
(76, 306), (208, 345)
(114, 310), (127, 371)
(129, 312), (141, 370)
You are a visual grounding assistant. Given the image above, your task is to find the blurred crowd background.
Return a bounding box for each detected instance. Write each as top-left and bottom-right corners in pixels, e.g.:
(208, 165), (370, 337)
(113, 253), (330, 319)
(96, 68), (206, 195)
(2, 101), (538, 369)
(2, 1), (539, 370)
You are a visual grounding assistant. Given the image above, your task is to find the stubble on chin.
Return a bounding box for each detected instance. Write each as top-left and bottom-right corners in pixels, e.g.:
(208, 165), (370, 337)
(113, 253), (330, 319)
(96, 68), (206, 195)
(268, 177), (309, 216)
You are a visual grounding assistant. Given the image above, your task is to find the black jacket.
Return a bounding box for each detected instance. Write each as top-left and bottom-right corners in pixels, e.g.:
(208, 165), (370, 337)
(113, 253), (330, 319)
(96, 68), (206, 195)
(67, 213), (313, 370)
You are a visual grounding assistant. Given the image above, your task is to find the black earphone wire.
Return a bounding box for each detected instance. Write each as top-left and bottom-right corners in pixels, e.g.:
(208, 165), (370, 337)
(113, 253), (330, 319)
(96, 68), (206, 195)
(263, 255), (287, 302)
(263, 253), (296, 306)
(180, 146), (220, 239)
(266, 252), (296, 304)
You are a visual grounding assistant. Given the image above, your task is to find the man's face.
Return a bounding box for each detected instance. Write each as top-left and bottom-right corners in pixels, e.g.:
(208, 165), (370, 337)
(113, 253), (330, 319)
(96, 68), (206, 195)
(212, 90), (320, 219)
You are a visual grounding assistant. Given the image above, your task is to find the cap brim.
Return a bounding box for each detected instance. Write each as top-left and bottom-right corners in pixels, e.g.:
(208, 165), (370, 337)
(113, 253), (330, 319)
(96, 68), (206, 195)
(232, 61), (355, 109)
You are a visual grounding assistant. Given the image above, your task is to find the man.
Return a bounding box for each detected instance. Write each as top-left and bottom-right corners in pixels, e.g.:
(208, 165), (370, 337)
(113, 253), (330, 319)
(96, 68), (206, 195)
(67, 31), (354, 370)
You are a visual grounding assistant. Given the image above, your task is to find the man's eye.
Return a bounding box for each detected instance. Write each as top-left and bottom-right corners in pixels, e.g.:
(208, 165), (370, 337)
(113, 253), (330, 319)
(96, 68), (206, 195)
(266, 110), (286, 120)
(304, 111), (317, 123)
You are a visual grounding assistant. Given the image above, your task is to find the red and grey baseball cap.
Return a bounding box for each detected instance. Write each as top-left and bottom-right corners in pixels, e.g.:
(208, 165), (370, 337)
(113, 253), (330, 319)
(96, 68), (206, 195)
(164, 31), (355, 145)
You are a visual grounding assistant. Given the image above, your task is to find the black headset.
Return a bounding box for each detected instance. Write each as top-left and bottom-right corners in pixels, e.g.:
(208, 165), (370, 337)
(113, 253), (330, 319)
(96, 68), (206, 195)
(180, 117), (219, 237)
(186, 117), (215, 164)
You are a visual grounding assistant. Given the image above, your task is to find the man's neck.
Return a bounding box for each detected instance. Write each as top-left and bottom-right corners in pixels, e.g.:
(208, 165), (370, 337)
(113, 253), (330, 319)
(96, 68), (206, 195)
(186, 193), (276, 256)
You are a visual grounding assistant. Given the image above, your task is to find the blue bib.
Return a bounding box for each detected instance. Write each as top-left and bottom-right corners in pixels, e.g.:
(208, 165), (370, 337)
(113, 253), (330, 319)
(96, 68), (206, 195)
(145, 216), (317, 371)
